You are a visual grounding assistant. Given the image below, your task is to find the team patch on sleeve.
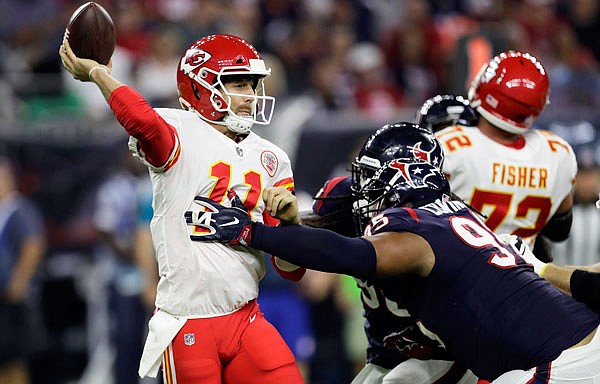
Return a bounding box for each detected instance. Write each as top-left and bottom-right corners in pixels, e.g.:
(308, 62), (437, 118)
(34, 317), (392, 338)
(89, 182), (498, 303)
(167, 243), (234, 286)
(260, 150), (278, 177)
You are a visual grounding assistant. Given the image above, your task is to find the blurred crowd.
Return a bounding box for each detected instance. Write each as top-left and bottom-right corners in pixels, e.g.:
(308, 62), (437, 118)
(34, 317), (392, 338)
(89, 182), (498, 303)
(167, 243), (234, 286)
(2, 0), (600, 124)
(2, 0), (600, 383)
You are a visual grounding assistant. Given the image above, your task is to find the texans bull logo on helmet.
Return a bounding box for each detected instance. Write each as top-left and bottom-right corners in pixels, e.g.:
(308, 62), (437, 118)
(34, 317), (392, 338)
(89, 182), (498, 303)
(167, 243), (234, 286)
(411, 142), (440, 167)
(387, 159), (438, 190)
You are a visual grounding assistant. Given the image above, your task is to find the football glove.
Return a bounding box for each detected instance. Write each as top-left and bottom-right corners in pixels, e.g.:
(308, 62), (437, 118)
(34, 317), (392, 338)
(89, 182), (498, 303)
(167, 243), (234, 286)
(498, 234), (547, 275)
(184, 193), (254, 247)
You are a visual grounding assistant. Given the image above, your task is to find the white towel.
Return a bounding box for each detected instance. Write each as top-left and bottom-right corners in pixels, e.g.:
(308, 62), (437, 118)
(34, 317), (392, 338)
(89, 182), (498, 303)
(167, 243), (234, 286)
(138, 310), (187, 378)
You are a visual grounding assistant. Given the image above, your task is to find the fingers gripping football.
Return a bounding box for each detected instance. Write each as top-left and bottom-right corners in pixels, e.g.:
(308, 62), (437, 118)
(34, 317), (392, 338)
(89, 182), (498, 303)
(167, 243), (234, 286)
(184, 193), (254, 246)
(59, 38), (110, 82)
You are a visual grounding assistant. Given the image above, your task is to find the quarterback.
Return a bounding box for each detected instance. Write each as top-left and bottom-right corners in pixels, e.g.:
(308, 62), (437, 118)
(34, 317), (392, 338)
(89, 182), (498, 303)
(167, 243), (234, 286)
(59, 34), (304, 384)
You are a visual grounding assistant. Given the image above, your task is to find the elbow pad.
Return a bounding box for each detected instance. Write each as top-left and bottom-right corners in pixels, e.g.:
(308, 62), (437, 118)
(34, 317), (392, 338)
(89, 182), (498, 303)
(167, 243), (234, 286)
(540, 209), (572, 242)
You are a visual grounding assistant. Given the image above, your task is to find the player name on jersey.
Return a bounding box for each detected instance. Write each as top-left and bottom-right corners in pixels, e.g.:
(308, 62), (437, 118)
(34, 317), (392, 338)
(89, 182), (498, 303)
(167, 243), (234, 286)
(421, 200), (465, 216)
(491, 162), (548, 189)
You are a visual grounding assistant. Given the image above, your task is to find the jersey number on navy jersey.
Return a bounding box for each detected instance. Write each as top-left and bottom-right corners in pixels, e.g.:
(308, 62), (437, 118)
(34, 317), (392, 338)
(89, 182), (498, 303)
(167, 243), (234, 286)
(450, 216), (518, 268)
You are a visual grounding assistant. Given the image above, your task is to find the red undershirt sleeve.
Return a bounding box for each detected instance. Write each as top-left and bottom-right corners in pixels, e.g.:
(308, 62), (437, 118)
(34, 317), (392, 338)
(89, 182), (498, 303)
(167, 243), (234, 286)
(263, 210), (306, 281)
(108, 86), (177, 168)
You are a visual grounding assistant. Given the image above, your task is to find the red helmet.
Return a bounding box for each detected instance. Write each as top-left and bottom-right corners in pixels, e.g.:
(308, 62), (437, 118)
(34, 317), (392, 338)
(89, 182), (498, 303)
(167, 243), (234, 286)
(468, 51), (549, 134)
(176, 34), (274, 134)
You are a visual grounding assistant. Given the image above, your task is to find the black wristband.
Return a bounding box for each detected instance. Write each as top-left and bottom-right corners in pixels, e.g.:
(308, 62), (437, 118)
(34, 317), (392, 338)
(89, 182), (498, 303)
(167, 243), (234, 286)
(570, 269), (600, 310)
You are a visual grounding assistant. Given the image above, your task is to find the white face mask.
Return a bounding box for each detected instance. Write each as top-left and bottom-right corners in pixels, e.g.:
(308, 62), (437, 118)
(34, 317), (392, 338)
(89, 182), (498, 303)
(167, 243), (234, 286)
(218, 78), (275, 134)
(180, 58), (276, 134)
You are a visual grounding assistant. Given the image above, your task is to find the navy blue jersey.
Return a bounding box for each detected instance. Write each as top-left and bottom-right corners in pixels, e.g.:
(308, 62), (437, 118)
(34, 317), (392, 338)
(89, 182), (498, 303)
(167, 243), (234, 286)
(366, 199), (600, 381)
(356, 277), (456, 368)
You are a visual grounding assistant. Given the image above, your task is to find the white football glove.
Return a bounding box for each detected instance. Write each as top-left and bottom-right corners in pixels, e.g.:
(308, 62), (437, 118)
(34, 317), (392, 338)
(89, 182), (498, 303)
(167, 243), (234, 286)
(498, 234), (547, 275)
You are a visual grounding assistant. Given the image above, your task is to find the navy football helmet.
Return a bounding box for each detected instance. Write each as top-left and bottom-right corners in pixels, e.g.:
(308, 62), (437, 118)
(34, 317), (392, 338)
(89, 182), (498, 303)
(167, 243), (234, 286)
(299, 176), (358, 237)
(416, 94), (479, 133)
(354, 159), (450, 231)
(351, 122), (444, 195)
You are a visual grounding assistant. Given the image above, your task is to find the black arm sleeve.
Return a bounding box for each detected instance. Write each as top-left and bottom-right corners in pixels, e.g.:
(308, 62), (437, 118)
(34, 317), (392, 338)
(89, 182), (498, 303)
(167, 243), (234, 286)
(570, 269), (600, 310)
(540, 209), (572, 242)
(532, 235), (553, 263)
(251, 222), (377, 279)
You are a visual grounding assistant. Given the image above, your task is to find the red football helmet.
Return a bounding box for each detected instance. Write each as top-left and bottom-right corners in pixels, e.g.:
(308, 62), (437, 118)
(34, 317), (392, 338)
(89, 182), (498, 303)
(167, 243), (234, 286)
(176, 34), (274, 134)
(468, 51), (549, 134)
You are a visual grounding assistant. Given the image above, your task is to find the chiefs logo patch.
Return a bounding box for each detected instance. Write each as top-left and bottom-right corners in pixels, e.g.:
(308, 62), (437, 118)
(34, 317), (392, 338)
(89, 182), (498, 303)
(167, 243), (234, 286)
(261, 151), (278, 177)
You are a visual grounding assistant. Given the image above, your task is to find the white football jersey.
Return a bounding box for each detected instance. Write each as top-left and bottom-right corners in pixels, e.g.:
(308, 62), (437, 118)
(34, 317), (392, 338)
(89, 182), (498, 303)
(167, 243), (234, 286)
(134, 108), (294, 317)
(435, 126), (576, 247)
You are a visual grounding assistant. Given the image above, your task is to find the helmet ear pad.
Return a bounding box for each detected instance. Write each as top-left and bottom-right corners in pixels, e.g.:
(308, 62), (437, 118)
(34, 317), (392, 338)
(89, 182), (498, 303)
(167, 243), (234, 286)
(209, 90), (227, 111)
(191, 78), (228, 121)
(191, 81), (201, 100)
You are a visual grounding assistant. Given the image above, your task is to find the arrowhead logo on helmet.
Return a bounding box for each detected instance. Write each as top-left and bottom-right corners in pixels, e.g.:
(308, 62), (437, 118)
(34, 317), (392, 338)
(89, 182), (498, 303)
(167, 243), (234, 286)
(180, 49), (211, 74)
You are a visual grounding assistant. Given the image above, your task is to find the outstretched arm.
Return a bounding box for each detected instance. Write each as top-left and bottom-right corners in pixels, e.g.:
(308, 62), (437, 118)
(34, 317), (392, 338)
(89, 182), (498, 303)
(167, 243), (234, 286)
(502, 235), (600, 310)
(260, 187), (368, 279)
(253, 223), (377, 279)
(185, 194), (433, 279)
(184, 193), (377, 278)
(59, 39), (177, 169)
(539, 264), (575, 294)
(543, 264), (600, 310)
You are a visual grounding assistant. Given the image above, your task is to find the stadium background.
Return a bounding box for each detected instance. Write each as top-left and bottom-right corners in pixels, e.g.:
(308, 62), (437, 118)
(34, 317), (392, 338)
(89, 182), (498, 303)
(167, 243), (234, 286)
(2, 0), (600, 383)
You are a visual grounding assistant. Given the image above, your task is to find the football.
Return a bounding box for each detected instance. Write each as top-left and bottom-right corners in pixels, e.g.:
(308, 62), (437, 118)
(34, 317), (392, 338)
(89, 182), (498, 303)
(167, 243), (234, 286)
(66, 2), (115, 65)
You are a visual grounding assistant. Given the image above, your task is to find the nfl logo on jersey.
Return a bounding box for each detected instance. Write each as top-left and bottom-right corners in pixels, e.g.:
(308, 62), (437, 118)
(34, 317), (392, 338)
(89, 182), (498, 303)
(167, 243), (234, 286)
(184, 333), (195, 346)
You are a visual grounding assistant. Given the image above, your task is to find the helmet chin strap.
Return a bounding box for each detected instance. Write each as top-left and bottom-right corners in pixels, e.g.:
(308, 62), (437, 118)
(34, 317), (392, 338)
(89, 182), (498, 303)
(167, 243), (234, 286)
(223, 114), (254, 134)
(180, 99), (254, 135)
